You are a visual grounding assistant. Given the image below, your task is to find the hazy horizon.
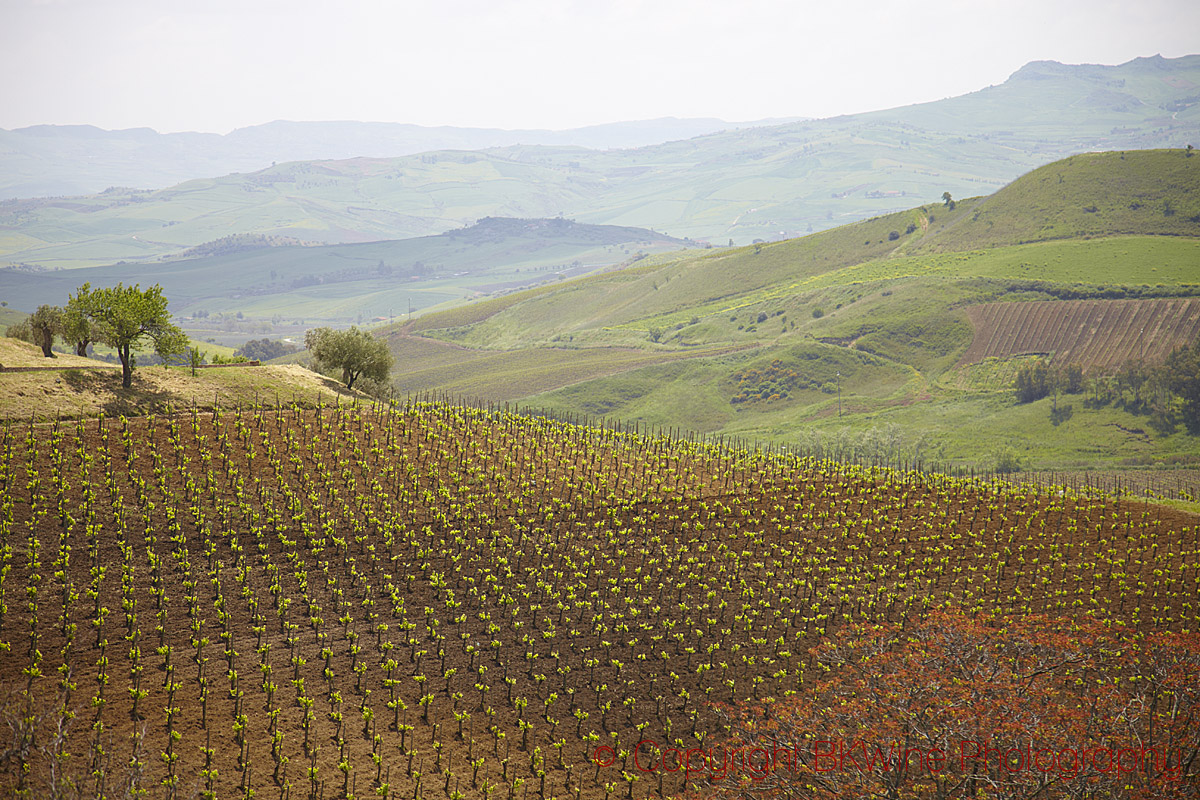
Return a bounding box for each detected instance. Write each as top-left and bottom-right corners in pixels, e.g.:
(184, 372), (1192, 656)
(3, 114), (808, 136)
(2, 0), (1198, 135)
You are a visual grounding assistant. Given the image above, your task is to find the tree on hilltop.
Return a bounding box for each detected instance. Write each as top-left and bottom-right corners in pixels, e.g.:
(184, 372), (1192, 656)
(305, 326), (392, 390)
(80, 283), (188, 388)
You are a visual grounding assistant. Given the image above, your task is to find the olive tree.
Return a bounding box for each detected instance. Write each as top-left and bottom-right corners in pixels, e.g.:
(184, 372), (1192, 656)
(28, 305), (63, 358)
(304, 326), (393, 390)
(3, 318), (32, 345)
(82, 283), (188, 388)
(62, 283), (97, 356)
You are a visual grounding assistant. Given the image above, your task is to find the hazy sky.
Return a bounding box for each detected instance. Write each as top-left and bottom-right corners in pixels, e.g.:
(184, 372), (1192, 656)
(2, 0), (1198, 134)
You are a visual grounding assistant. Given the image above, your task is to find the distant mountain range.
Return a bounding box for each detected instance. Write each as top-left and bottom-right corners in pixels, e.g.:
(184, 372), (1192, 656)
(0, 54), (1197, 270)
(0, 116), (804, 199)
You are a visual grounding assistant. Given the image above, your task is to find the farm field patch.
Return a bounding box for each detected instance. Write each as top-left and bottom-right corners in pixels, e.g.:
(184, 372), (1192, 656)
(960, 297), (1200, 369)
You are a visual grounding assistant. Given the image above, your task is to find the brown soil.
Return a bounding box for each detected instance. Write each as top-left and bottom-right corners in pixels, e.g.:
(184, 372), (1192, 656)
(0, 404), (1196, 799)
(959, 297), (1200, 370)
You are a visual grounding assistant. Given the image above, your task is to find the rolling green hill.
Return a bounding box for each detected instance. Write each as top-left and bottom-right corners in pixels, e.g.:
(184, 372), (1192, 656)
(909, 150), (1200, 252)
(2, 56), (1198, 270)
(381, 150), (1200, 471)
(0, 306), (25, 329)
(0, 217), (690, 331)
(407, 151), (1199, 346)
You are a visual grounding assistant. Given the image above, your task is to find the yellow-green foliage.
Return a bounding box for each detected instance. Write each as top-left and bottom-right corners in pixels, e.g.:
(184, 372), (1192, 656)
(730, 360), (816, 404)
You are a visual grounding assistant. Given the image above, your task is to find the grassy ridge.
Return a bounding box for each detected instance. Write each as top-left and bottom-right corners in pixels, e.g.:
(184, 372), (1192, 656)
(0, 337), (106, 369)
(0, 336), (360, 418)
(912, 150), (1200, 252)
(799, 235), (1200, 289)
(412, 203), (976, 346)
(405, 151), (1200, 344)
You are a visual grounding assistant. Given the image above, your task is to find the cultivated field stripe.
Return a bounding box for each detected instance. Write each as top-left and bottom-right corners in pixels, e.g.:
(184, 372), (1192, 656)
(961, 298), (1200, 369)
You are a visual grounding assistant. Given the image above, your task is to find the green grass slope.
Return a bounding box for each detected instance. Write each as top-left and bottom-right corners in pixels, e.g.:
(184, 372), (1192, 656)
(2, 56), (1198, 269)
(911, 150), (1200, 252)
(383, 150), (1200, 471)
(405, 150), (1199, 348)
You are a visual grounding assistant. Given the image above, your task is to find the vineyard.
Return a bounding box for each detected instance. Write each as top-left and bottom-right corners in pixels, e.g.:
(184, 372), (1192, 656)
(1, 400), (1198, 799)
(960, 297), (1200, 370)
(1006, 468), (1200, 506)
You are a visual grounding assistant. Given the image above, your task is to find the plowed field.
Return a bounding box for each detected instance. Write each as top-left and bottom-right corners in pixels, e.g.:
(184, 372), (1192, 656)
(960, 297), (1200, 369)
(1, 402), (1197, 798)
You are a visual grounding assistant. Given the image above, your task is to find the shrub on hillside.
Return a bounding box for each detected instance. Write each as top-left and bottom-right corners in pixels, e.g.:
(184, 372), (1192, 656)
(1014, 361), (1050, 403)
(993, 445), (1024, 474)
(5, 320), (33, 344)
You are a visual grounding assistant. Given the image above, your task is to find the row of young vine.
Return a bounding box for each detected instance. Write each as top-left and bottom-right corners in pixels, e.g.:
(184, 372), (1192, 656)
(0, 399), (1196, 799)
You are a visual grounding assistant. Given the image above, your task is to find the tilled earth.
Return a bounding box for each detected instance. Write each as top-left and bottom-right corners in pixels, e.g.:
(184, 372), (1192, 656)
(1, 403), (1197, 799)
